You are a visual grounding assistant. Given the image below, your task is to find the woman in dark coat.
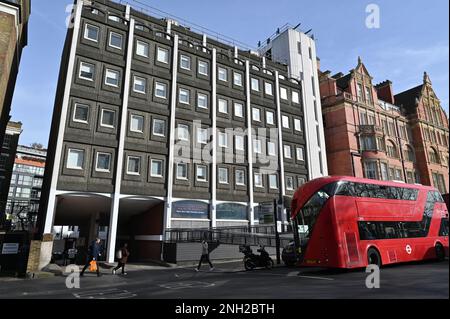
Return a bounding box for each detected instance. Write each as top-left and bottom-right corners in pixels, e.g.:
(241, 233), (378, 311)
(112, 243), (130, 275)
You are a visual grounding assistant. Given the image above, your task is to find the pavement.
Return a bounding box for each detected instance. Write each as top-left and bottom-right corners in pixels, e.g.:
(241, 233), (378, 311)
(0, 258), (448, 299)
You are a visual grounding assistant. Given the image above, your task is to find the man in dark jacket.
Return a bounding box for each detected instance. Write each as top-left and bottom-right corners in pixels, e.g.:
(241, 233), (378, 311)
(80, 238), (102, 277)
(112, 243), (130, 275)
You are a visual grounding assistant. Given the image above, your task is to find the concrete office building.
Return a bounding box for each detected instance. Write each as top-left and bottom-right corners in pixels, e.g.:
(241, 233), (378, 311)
(0, 121), (22, 228)
(37, 0), (313, 263)
(0, 0), (30, 148)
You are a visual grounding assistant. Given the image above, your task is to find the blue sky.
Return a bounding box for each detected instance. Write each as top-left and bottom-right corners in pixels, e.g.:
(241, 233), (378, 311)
(11, 0), (449, 147)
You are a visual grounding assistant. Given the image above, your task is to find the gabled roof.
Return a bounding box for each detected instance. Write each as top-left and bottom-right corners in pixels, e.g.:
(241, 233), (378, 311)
(394, 84), (423, 112)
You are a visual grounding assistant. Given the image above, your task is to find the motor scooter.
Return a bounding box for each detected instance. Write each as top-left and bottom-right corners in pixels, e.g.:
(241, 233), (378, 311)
(239, 245), (274, 270)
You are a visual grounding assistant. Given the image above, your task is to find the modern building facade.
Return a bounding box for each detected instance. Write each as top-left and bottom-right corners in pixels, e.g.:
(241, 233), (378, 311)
(0, 120), (21, 228)
(0, 0), (30, 147)
(319, 57), (449, 193)
(38, 0), (312, 263)
(6, 145), (46, 231)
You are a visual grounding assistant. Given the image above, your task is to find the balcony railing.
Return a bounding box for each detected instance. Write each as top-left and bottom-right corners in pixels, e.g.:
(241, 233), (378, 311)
(358, 125), (383, 135)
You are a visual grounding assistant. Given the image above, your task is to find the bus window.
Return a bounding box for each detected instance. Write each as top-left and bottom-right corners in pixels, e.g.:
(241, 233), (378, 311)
(296, 190), (330, 239)
(439, 219), (449, 237)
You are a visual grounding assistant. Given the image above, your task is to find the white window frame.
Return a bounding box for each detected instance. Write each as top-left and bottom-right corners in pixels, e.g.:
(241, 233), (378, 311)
(286, 176), (294, 191)
(254, 173), (263, 188)
(218, 167), (229, 184)
(264, 82), (273, 96)
(266, 111), (274, 125)
(179, 88), (190, 105)
(218, 132), (228, 148)
(296, 147), (304, 161)
(269, 174), (278, 189)
(267, 141), (276, 156)
(136, 40), (149, 58)
(251, 78), (260, 92)
(152, 119), (166, 137)
(235, 169), (246, 186)
(284, 145), (292, 159)
(197, 93), (208, 109)
(100, 109), (115, 128)
(234, 102), (244, 118)
(95, 152), (112, 172)
(196, 165), (208, 182)
(84, 24), (99, 42)
(282, 115), (290, 129)
(280, 87), (288, 100)
(79, 62), (95, 81)
(197, 128), (208, 144)
(233, 72), (243, 86)
(180, 54), (191, 70)
(105, 69), (120, 87)
(176, 163), (188, 180)
(292, 91), (300, 104)
(218, 67), (228, 82)
(133, 76), (147, 94)
(253, 139), (262, 154)
(67, 149), (85, 170)
(294, 119), (302, 132)
(177, 124), (189, 141)
(198, 60), (209, 76)
(252, 107), (261, 122)
(108, 31), (123, 50)
(218, 99), (228, 114)
(235, 135), (245, 151)
(155, 82), (167, 99)
(157, 47), (169, 64)
(150, 159), (164, 178)
(130, 114), (144, 133)
(126, 156), (141, 175)
(73, 103), (89, 124)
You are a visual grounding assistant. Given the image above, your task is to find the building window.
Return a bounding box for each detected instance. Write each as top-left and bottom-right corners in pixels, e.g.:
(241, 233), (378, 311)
(152, 119), (166, 137)
(357, 83), (363, 101)
(157, 47), (169, 64)
(405, 146), (415, 162)
(251, 78), (259, 92)
(234, 103), (244, 118)
(108, 15), (121, 23)
(136, 40), (149, 57)
(267, 141), (276, 156)
(429, 148), (440, 164)
(151, 159), (163, 177)
(218, 167), (229, 184)
(233, 72), (242, 86)
(196, 165), (207, 182)
(73, 104), (89, 123)
(253, 139), (262, 154)
(197, 93), (208, 109)
(218, 132), (228, 148)
(236, 170), (245, 186)
(269, 174), (278, 189)
(84, 24), (99, 42)
(252, 108), (261, 122)
(198, 61), (209, 76)
(432, 172), (446, 193)
(365, 86), (372, 103)
(380, 162), (389, 181)
(364, 162), (378, 180)
(79, 62), (95, 81)
(264, 82), (273, 96)
(96, 152), (111, 172)
(286, 176), (294, 191)
(109, 32), (123, 50)
(361, 136), (376, 151)
(294, 119), (302, 132)
(105, 69), (120, 87)
(133, 76), (146, 94)
(176, 163), (188, 180)
(155, 82), (167, 99)
(284, 145), (292, 159)
(127, 156), (141, 175)
(235, 135), (245, 151)
(280, 87), (288, 100)
(296, 147), (304, 161)
(180, 55), (191, 70)
(130, 114), (144, 133)
(101, 109), (115, 128)
(177, 124), (189, 141)
(197, 128), (208, 144)
(179, 88), (190, 104)
(254, 173), (263, 188)
(15, 187), (31, 199)
(386, 141), (398, 158)
(218, 99), (228, 114)
(266, 111), (274, 125)
(218, 67), (228, 82)
(292, 91), (300, 104)
(282, 115), (290, 129)
(395, 169), (403, 181)
(298, 177), (306, 187)
(67, 149), (84, 170)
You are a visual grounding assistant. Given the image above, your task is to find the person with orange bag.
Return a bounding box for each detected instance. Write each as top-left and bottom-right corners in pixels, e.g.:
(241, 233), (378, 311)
(80, 238), (103, 277)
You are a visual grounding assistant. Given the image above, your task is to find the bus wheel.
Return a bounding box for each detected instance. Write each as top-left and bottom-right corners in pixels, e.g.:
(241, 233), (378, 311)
(367, 248), (381, 268)
(435, 244), (445, 262)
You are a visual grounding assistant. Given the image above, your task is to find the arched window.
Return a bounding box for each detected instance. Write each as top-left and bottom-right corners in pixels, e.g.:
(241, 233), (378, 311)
(386, 140), (398, 158)
(429, 148), (440, 164)
(404, 145), (415, 162)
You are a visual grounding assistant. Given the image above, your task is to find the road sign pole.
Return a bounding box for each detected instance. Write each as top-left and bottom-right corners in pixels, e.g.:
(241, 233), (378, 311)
(273, 199), (281, 265)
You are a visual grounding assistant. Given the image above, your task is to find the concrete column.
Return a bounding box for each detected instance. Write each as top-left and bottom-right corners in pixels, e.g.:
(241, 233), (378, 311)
(211, 49), (217, 228)
(107, 16), (135, 263)
(275, 71), (287, 225)
(245, 61), (255, 224)
(43, 0), (84, 234)
(163, 34), (180, 232)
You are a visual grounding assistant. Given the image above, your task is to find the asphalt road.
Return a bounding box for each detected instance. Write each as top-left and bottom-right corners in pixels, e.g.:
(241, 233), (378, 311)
(0, 259), (448, 299)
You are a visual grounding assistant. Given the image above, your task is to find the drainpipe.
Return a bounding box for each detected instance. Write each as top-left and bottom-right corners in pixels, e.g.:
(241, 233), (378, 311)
(394, 116), (408, 183)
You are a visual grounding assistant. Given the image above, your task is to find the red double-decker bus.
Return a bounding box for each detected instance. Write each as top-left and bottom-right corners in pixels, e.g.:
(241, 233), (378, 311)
(291, 176), (449, 268)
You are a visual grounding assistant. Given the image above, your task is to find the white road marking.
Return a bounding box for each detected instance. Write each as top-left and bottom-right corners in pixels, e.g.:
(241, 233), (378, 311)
(297, 275), (334, 281)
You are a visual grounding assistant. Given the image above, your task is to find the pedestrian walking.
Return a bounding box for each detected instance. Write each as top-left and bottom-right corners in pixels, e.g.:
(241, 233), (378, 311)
(112, 243), (130, 275)
(195, 239), (214, 271)
(80, 238), (103, 277)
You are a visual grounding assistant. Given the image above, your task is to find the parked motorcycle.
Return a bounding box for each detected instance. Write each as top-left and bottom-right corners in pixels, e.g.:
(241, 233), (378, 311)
(239, 245), (274, 270)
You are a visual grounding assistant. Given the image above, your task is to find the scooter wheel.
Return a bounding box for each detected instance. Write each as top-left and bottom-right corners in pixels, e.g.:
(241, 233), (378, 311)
(244, 259), (255, 271)
(265, 258), (274, 269)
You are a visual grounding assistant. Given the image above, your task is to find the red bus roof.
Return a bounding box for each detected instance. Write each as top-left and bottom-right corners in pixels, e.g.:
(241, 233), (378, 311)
(291, 176), (437, 218)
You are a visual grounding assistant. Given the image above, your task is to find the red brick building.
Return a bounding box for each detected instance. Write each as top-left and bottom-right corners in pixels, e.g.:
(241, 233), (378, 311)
(319, 57), (449, 194)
